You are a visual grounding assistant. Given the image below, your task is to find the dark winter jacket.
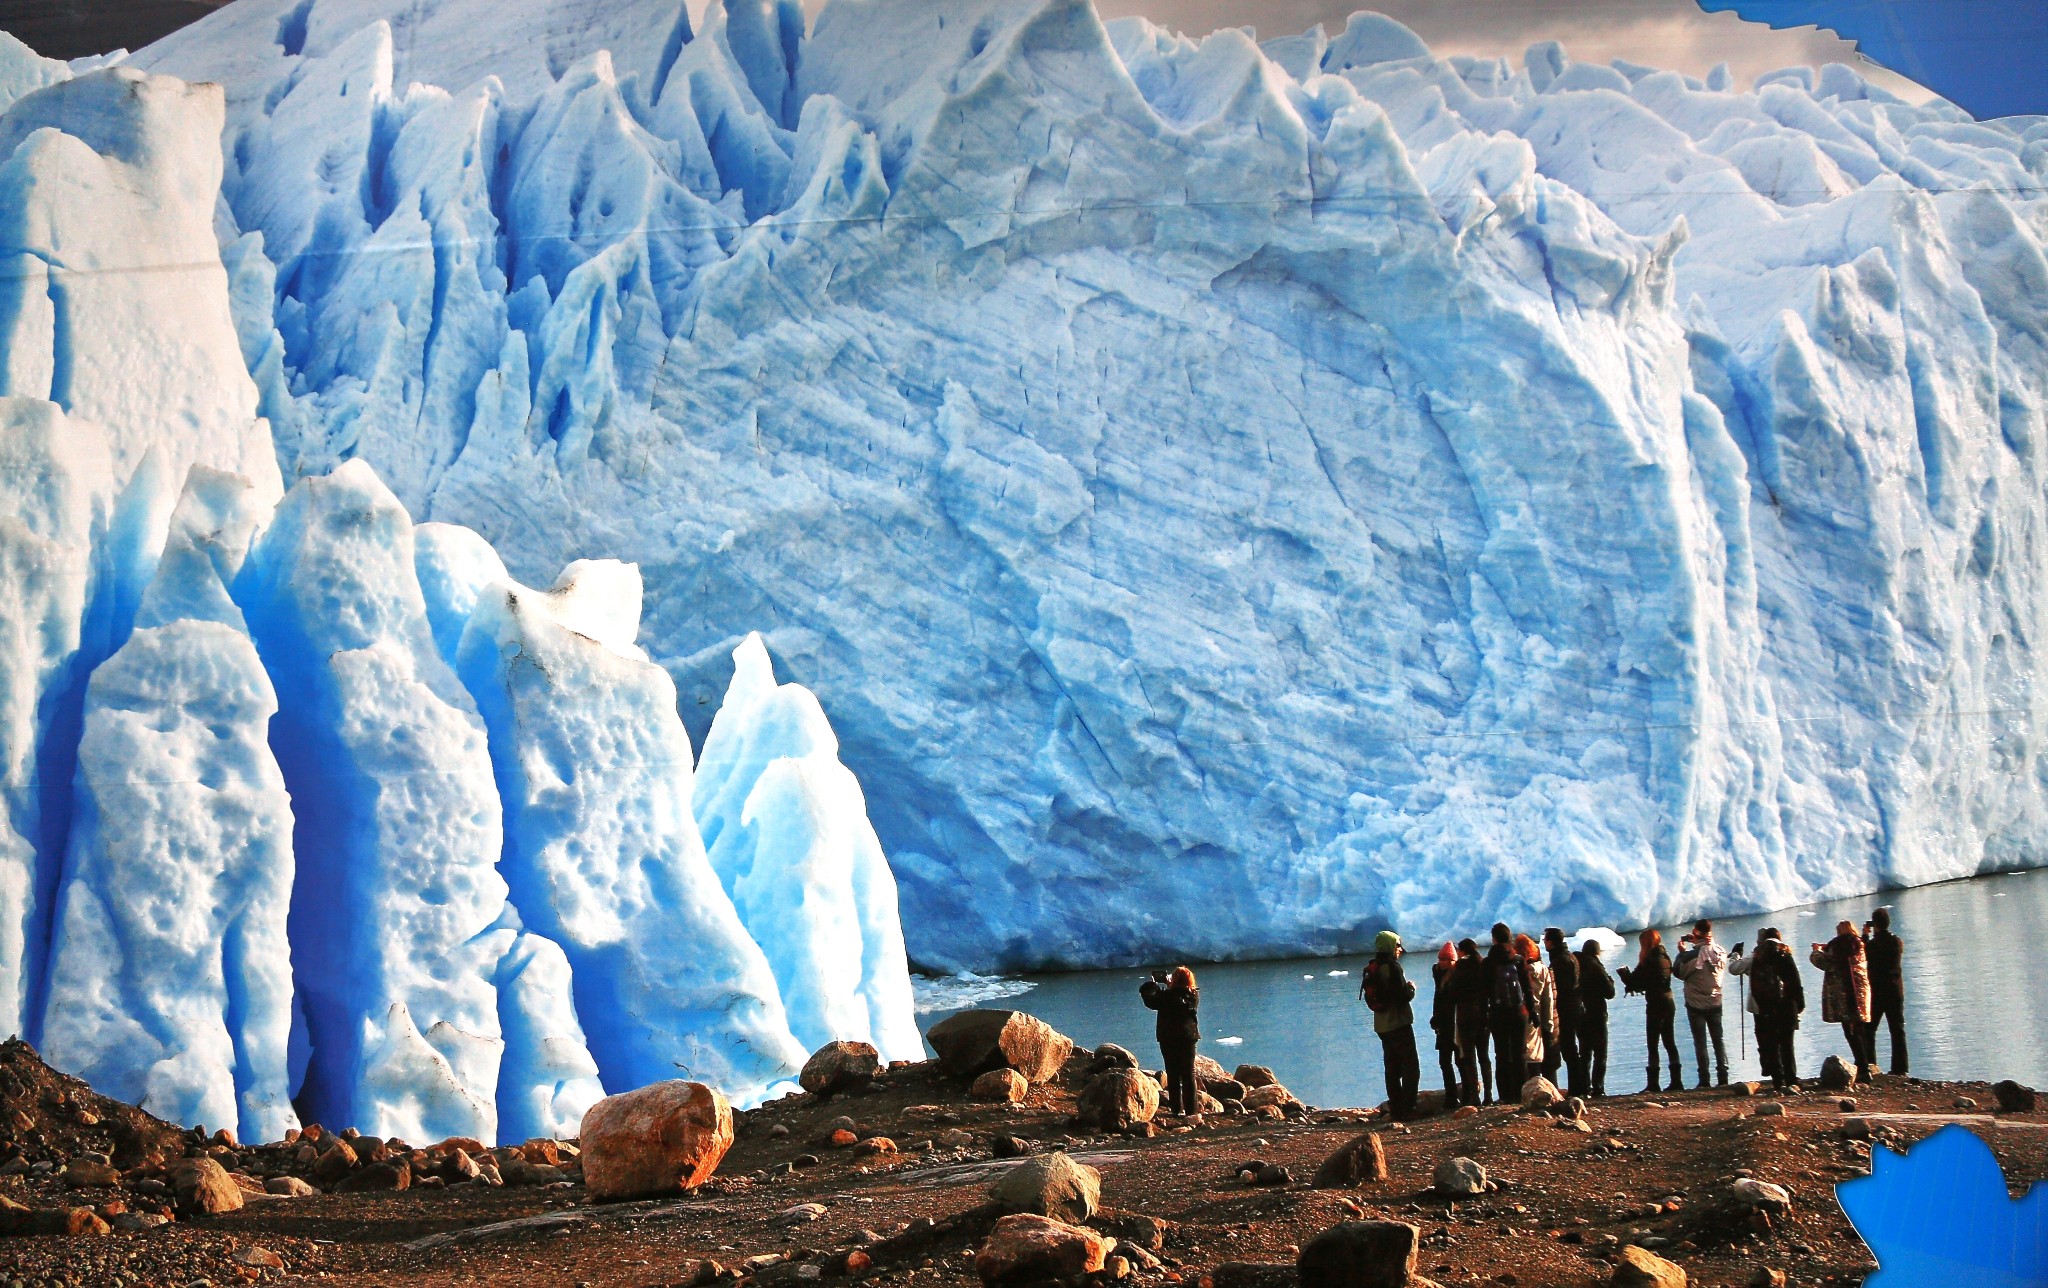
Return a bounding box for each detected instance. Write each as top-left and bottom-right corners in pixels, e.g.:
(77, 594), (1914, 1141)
(1483, 943), (1536, 1026)
(1618, 945), (1675, 1019)
(1140, 979), (1200, 1048)
(1547, 944), (1583, 1026)
(1865, 929), (1904, 1002)
(1740, 940), (1806, 1023)
(1449, 955), (1490, 1040)
(1577, 950), (1616, 1019)
(1430, 962), (1459, 1049)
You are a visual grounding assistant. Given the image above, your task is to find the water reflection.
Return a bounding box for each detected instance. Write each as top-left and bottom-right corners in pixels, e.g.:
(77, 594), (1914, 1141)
(917, 868), (2048, 1109)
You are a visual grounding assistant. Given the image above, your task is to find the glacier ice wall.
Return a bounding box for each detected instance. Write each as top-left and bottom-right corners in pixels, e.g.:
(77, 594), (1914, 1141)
(0, 33), (918, 1140)
(127, 0), (2048, 972)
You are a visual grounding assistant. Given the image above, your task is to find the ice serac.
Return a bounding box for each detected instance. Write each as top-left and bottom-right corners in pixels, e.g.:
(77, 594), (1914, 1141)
(124, 0), (2048, 971)
(696, 635), (920, 1063)
(39, 468), (300, 1145)
(234, 461), (598, 1142)
(453, 560), (809, 1102)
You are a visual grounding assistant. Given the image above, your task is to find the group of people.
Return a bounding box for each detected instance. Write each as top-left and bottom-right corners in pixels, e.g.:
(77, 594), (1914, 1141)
(1131, 908), (1909, 1120)
(1358, 910), (1908, 1115)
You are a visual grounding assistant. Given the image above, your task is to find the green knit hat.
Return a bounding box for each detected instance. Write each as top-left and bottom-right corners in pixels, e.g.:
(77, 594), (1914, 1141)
(1374, 930), (1402, 954)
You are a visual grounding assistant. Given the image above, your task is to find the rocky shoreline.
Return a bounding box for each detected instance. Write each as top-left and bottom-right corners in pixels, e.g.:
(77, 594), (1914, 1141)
(0, 1017), (2042, 1288)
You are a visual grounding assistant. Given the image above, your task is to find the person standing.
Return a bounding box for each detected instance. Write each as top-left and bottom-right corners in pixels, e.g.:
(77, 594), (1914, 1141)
(1730, 929), (1804, 1093)
(1429, 942), (1463, 1108)
(1618, 928), (1684, 1093)
(1673, 919), (1730, 1088)
(1863, 908), (1907, 1075)
(1140, 966), (1201, 1116)
(1362, 931), (1420, 1117)
(1450, 939), (1491, 1107)
(1576, 938), (1615, 1096)
(1485, 923), (1534, 1100)
(1519, 934), (1557, 1087)
(1812, 921), (1874, 1084)
(1543, 928), (1585, 1095)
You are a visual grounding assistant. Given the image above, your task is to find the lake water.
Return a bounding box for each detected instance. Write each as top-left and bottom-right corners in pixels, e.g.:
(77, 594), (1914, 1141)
(914, 868), (2048, 1109)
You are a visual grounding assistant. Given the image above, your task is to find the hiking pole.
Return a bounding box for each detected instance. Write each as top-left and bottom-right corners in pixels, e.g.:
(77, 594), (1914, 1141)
(1740, 973), (1747, 1059)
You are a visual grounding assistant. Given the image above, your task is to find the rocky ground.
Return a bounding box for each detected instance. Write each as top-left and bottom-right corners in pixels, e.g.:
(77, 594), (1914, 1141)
(0, 1028), (2042, 1288)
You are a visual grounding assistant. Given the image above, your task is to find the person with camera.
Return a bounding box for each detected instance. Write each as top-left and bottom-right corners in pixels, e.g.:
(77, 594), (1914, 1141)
(1449, 938), (1491, 1106)
(1862, 908), (1907, 1075)
(1811, 920), (1874, 1084)
(1618, 928), (1683, 1093)
(1729, 928), (1805, 1093)
(1517, 934), (1557, 1085)
(1140, 966), (1201, 1116)
(1361, 931), (1419, 1118)
(1672, 918), (1730, 1089)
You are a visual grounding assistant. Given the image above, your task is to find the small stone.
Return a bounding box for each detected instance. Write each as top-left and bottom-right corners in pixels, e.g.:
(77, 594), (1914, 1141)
(1076, 1068), (1160, 1131)
(1254, 1163), (1293, 1187)
(853, 1137), (896, 1155)
(937, 1128), (974, 1148)
(1092, 1044), (1140, 1071)
(1242, 1084), (1297, 1112)
(988, 1152), (1101, 1223)
(335, 1161), (410, 1193)
(1746, 1269), (1787, 1288)
(973, 1213), (1113, 1286)
(1610, 1245), (1686, 1287)
(1753, 1102), (1785, 1118)
(312, 1138), (358, 1183)
(1995, 1080), (2038, 1114)
(60, 1157), (121, 1189)
(971, 1068), (1030, 1105)
(1211, 1264), (1296, 1288)
(1432, 1157), (1487, 1197)
(234, 1247), (284, 1270)
(1837, 1098), (1858, 1112)
(1311, 1132), (1388, 1189)
(829, 1129), (859, 1148)
(170, 1158), (243, 1215)
(1520, 1077), (1564, 1112)
(775, 1203), (828, 1227)
(1731, 1179), (1792, 1216)
(1296, 1220), (1417, 1288)
(1818, 1057), (1854, 1091)
(1954, 1096), (1978, 1111)
(769, 1124), (791, 1138)
(1732, 1082), (1760, 1097)
(800, 1041), (883, 1098)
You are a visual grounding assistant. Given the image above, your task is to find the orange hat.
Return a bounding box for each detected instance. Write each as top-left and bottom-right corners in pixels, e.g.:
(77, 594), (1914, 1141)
(1437, 942), (1456, 964)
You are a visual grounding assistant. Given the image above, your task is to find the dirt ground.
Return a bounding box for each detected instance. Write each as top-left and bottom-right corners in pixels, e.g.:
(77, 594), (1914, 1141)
(0, 1037), (2042, 1288)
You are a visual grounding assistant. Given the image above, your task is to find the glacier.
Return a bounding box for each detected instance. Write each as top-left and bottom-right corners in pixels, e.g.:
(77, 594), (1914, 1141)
(4, 0), (2048, 1137)
(102, 0), (2048, 974)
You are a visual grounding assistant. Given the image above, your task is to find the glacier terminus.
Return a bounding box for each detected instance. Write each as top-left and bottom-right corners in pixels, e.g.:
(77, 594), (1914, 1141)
(1, 0), (2046, 1139)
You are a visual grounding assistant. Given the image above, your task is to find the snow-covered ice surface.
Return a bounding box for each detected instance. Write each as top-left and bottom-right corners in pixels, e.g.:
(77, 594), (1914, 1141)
(117, 0), (2048, 974)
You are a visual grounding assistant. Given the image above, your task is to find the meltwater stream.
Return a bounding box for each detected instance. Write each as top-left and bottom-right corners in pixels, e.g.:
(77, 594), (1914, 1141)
(916, 869), (2048, 1110)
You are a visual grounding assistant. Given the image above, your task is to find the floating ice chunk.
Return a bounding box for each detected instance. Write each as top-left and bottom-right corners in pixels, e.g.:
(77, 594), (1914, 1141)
(1571, 927), (1630, 959)
(40, 468), (298, 1144)
(456, 561), (807, 1102)
(1327, 970), (1349, 977)
(696, 634), (920, 1063)
(1215, 1036), (1244, 1046)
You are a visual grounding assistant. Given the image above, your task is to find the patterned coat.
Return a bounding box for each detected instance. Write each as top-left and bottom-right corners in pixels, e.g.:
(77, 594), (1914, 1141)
(1810, 934), (1871, 1025)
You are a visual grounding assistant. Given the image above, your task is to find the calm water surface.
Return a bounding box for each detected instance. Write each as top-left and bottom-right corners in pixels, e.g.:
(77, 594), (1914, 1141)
(916, 868), (2048, 1109)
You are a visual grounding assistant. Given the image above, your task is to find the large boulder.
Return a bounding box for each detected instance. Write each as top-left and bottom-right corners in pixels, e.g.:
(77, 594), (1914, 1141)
(1243, 1084), (1298, 1111)
(1192, 1054), (1231, 1083)
(1311, 1132), (1389, 1189)
(1296, 1220), (1417, 1288)
(1235, 1064), (1279, 1088)
(1612, 1245), (1687, 1287)
(972, 1068), (1030, 1104)
(974, 1214), (1113, 1286)
(927, 1011), (1074, 1084)
(1519, 1077), (1564, 1112)
(1092, 1044), (1140, 1071)
(1432, 1157), (1487, 1196)
(1077, 1068), (1160, 1131)
(988, 1152), (1101, 1223)
(580, 1081), (734, 1201)
(1995, 1080), (2038, 1113)
(800, 1041), (882, 1097)
(1818, 1056), (1854, 1091)
(171, 1157), (244, 1215)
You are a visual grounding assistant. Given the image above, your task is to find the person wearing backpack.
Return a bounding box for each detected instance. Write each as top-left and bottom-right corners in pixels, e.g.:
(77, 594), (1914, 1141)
(1730, 928), (1804, 1092)
(1576, 938), (1616, 1096)
(1617, 928), (1683, 1093)
(1450, 939), (1492, 1106)
(1484, 923), (1535, 1099)
(1361, 930), (1419, 1117)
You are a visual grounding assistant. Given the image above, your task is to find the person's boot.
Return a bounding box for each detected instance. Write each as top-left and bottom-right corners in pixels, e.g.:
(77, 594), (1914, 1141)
(1716, 1066), (1729, 1089)
(1666, 1070), (1685, 1092)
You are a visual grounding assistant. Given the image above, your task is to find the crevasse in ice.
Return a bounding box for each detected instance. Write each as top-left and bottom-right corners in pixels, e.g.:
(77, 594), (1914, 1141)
(123, 0), (2048, 971)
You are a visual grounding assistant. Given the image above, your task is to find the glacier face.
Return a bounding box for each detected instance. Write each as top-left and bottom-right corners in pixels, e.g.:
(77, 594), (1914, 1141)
(0, 27), (919, 1140)
(120, 0), (2048, 973)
